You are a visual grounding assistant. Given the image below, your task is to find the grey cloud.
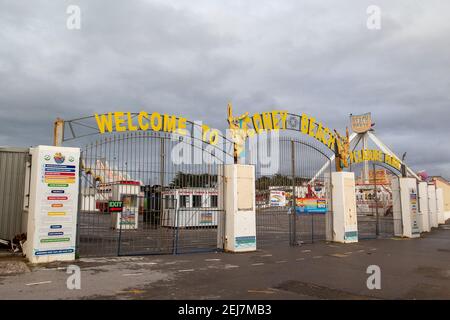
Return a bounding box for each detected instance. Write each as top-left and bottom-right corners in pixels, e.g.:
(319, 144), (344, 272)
(0, 0), (449, 178)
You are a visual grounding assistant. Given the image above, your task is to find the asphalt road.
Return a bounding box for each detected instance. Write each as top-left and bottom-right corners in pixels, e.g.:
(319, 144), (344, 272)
(0, 220), (449, 300)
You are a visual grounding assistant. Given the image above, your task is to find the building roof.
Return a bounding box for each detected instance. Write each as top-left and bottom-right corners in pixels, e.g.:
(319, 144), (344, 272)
(431, 176), (450, 186)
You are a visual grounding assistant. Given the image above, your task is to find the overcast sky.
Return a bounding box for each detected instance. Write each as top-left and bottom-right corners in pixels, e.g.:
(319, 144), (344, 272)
(0, 0), (449, 178)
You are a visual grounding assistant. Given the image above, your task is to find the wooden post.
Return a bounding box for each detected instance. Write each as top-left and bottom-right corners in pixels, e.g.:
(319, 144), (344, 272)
(53, 118), (64, 146)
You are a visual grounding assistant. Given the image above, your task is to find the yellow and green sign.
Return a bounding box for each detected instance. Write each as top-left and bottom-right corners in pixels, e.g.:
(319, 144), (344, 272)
(349, 149), (402, 171)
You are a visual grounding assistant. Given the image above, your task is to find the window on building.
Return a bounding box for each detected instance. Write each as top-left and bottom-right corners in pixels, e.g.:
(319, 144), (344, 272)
(164, 195), (175, 209)
(180, 195), (188, 208)
(210, 195), (218, 208)
(193, 195), (202, 208)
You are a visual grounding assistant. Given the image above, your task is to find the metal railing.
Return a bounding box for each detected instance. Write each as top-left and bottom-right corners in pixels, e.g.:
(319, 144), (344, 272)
(250, 138), (333, 248)
(76, 131), (227, 257)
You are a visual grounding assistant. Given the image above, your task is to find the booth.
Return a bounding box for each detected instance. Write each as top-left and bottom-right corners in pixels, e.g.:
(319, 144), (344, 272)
(109, 181), (141, 230)
(161, 188), (219, 228)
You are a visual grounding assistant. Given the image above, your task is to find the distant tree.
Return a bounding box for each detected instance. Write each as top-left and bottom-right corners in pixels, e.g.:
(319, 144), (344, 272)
(169, 171), (218, 188)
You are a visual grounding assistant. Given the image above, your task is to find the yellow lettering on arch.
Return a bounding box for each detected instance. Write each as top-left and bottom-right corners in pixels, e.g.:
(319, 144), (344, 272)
(262, 112), (273, 130)
(138, 111), (149, 131)
(300, 114), (309, 134)
(127, 112), (138, 131)
(177, 117), (187, 135)
(252, 113), (264, 133)
(163, 114), (176, 132)
(114, 112), (126, 132)
(315, 122), (324, 143)
(308, 117), (316, 137)
(272, 111), (279, 129)
(95, 112), (113, 134)
(150, 112), (162, 131)
(327, 133), (336, 150)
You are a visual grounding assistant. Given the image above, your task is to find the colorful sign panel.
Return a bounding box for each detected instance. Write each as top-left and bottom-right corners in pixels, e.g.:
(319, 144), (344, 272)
(29, 146), (80, 261)
(351, 113), (372, 133)
(235, 236), (256, 249)
(295, 198), (327, 214)
(119, 208), (136, 226)
(270, 191), (287, 207)
(200, 212), (213, 225)
(409, 190), (420, 235)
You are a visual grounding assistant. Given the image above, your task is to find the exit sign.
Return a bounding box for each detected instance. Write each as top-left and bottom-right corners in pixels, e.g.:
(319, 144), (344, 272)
(108, 201), (123, 212)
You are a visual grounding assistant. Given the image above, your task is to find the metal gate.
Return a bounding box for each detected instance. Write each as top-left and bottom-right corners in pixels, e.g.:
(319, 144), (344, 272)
(251, 138), (333, 248)
(354, 163), (401, 239)
(76, 131), (226, 257)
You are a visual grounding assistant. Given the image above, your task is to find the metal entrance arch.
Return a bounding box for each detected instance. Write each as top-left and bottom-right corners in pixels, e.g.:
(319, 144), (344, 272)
(352, 162), (402, 240)
(58, 114), (234, 257)
(250, 137), (333, 248)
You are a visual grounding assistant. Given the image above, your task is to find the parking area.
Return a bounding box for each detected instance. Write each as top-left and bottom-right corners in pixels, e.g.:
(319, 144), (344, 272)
(1, 220), (449, 300)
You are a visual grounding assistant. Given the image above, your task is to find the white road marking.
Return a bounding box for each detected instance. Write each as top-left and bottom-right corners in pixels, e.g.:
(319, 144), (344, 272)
(251, 263), (264, 266)
(357, 250), (365, 253)
(275, 260), (287, 264)
(260, 254), (272, 257)
(296, 258), (305, 261)
(122, 273), (143, 276)
(178, 269), (195, 272)
(330, 253), (349, 258)
(248, 289), (275, 294)
(205, 259), (221, 261)
(36, 267), (67, 271)
(301, 250), (311, 253)
(224, 264), (239, 269)
(26, 281), (52, 286)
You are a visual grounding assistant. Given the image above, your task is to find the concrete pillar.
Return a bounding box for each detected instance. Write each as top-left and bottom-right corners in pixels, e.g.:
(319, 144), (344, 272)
(331, 172), (358, 243)
(24, 145), (80, 263)
(218, 164), (256, 252)
(393, 178), (420, 238)
(418, 182), (430, 232)
(436, 188), (445, 225)
(428, 185), (438, 228)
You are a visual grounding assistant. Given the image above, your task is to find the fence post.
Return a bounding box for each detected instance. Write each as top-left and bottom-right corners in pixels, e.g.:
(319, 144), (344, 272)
(331, 172), (358, 243)
(221, 164), (256, 252)
(373, 163), (379, 237)
(290, 140), (297, 246)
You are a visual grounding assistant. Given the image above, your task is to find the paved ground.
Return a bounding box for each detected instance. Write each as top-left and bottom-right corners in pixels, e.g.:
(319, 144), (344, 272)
(0, 221), (449, 300)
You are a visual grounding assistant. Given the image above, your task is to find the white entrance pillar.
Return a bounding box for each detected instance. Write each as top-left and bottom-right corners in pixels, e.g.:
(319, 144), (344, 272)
(331, 172), (358, 243)
(393, 178), (420, 238)
(418, 182), (430, 232)
(436, 188), (445, 225)
(218, 164), (256, 252)
(428, 185), (438, 228)
(24, 145), (80, 263)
